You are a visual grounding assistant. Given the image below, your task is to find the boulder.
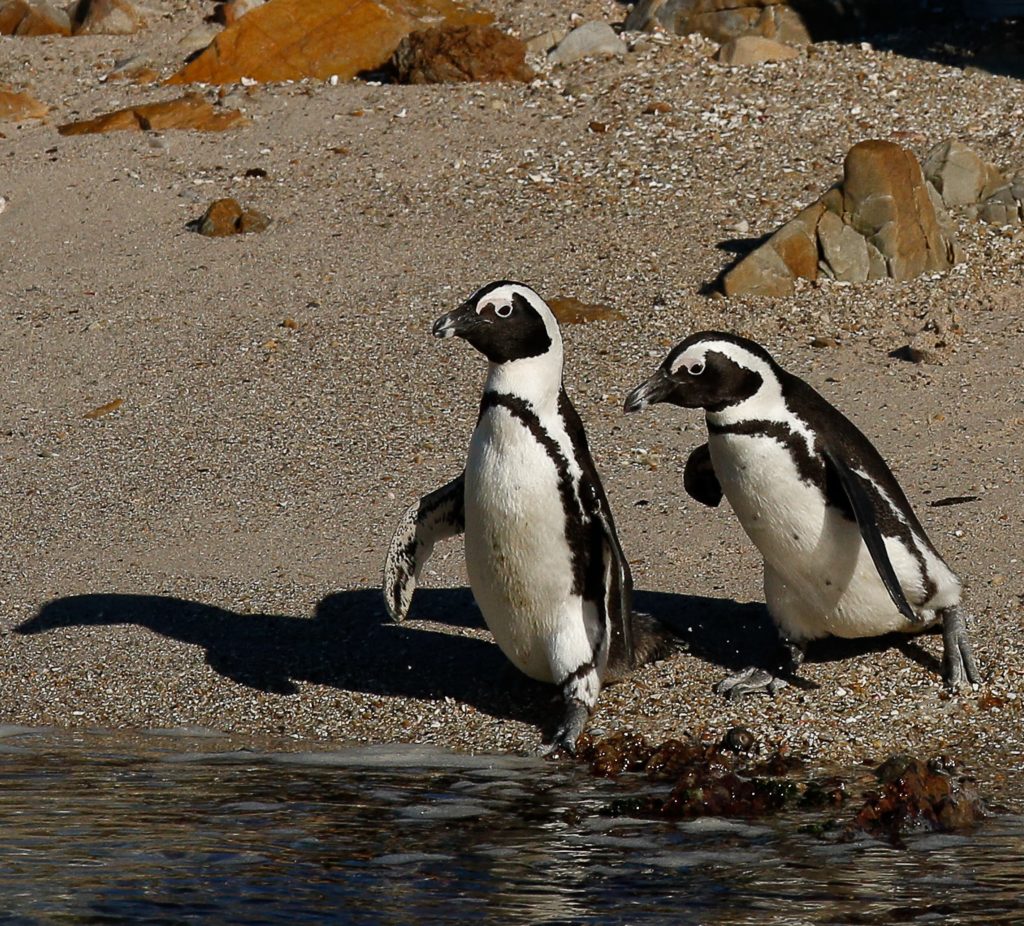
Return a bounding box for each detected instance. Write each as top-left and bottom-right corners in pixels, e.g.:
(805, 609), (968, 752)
(168, 0), (493, 85)
(547, 21), (627, 67)
(721, 140), (959, 296)
(717, 35), (799, 65)
(68, 0), (145, 35)
(922, 138), (1005, 207)
(0, 86), (49, 120)
(390, 24), (534, 83)
(842, 140), (955, 279)
(58, 94), (247, 134)
(0, 0), (71, 35)
(624, 0), (810, 45)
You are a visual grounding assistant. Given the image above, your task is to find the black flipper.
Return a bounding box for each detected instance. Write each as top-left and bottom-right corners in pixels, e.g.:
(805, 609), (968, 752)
(382, 473), (465, 622)
(822, 448), (921, 625)
(684, 443), (723, 508)
(590, 488), (634, 670)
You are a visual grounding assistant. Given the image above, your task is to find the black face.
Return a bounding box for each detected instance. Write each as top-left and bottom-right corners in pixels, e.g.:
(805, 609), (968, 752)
(432, 281), (552, 364)
(624, 331), (768, 414)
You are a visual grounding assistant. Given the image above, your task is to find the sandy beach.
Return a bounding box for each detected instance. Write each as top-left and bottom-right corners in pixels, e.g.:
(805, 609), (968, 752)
(2, 0), (1022, 792)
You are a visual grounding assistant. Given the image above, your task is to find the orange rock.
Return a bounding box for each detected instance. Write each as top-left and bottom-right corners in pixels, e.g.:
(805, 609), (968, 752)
(197, 198), (270, 236)
(57, 94), (247, 135)
(211, 0), (266, 26)
(84, 398), (123, 420)
(167, 0), (493, 85)
(69, 0), (145, 35)
(548, 296), (624, 325)
(390, 24), (534, 83)
(0, 0), (71, 35)
(0, 86), (49, 120)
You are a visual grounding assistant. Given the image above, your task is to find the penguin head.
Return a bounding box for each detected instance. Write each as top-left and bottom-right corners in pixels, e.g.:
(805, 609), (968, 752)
(432, 281), (558, 365)
(625, 332), (777, 414)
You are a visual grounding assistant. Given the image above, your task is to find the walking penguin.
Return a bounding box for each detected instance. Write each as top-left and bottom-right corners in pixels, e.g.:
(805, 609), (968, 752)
(384, 281), (671, 753)
(624, 331), (980, 698)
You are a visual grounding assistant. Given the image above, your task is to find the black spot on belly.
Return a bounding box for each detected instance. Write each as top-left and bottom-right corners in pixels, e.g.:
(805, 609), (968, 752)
(825, 579), (833, 587)
(792, 532), (799, 541)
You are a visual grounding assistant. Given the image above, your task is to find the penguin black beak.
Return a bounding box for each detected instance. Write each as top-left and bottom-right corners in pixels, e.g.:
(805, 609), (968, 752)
(624, 368), (673, 413)
(432, 301), (484, 340)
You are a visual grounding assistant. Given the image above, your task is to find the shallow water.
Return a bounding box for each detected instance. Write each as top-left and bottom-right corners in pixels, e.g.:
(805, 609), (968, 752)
(1, 727), (1022, 925)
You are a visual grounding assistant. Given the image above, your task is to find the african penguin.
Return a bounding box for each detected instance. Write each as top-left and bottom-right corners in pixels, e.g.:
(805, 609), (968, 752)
(384, 281), (671, 754)
(624, 331), (980, 698)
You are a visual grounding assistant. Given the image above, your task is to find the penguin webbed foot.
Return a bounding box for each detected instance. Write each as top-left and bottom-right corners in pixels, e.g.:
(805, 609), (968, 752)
(939, 605), (981, 690)
(540, 697), (590, 759)
(715, 666), (789, 701)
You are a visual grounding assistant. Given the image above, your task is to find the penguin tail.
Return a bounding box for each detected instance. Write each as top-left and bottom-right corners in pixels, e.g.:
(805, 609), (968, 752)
(607, 612), (682, 682)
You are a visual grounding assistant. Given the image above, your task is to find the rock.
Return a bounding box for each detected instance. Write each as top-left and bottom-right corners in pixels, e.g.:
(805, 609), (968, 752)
(524, 27), (564, 55)
(547, 296), (624, 325)
(0, 86), (48, 120)
(717, 35), (799, 65)
(390, 24), (534, 83)
(922, 138), (1005, 207)
(58, 94), (247, 135)
(852, 755), (983, 844)
(721, 140), (959, 296)
(168, 0), (492, 85)
(548, 21), (627, 67)
(843, 140), (956, 279)
(196, 198), (270, 236)
(624, 0), (810, 45)
(0, 0), (71, 35)
(722, 201), (822, 296)
(816, 208), (869, 282)
(211, 0), (266, 26)
(68, 0), (145, 35)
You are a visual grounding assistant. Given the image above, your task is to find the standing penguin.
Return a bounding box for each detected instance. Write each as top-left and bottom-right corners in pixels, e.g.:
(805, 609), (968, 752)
(384, 281), (669, 753)
(624, 331), (979, 698)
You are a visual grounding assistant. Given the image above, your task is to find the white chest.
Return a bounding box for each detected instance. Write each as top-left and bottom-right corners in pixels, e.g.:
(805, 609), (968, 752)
(463, 405), (584, 680)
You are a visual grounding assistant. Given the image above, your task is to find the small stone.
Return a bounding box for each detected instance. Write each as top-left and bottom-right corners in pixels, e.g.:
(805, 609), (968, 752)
(197, 198), (270, 236)
(811, 336), (838, 348)
(547, 296), (624, 325)
(548, 21), (626, 67)
(84, 398), (124, 419)
(642, 101), (674, 115)
(718, 35), (799, 66)
(0, 86), (48, 120)
(58, 94), (247, 135)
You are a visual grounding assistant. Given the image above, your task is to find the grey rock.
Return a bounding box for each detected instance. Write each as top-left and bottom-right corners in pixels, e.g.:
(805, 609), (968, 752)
(547, 22), (626, 67)
(922, 138), (1005, 207)
(625, 0), (811, 44)
(817, 209), (869, 282)
(977, 185), (1021, 225)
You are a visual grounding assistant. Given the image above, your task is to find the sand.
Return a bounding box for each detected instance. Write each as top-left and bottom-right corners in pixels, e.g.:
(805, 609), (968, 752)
(1, 1), (1022, 791)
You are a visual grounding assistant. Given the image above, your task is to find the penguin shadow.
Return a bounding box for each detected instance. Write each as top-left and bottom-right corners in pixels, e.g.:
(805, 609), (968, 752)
(16, 589), (554, 729)
(637, 589), (946, 683)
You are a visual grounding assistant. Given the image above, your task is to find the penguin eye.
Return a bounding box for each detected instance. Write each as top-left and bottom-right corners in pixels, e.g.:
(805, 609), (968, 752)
(688, 362), (705, 376)
(495, 303), (513, 318)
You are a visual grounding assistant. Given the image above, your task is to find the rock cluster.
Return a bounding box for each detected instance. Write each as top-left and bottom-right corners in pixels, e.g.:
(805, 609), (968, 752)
(389, 24), (534, 84)
(0, 0), (145, 35)
(923, 138), (1024, 227)
(579, 731), (984, 842)
(57, 94), (247, 135)
(722, 140), (960, 297)
(624, 0), (811, 45)
(167, 0), (493, 85)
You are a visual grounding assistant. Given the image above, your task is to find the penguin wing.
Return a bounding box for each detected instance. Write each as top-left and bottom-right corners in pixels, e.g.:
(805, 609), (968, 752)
(591, 496), (635, 668)
(684, 442), (723, 507)
(822, 448), (922, 624)
(382, 473), (465, 622)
